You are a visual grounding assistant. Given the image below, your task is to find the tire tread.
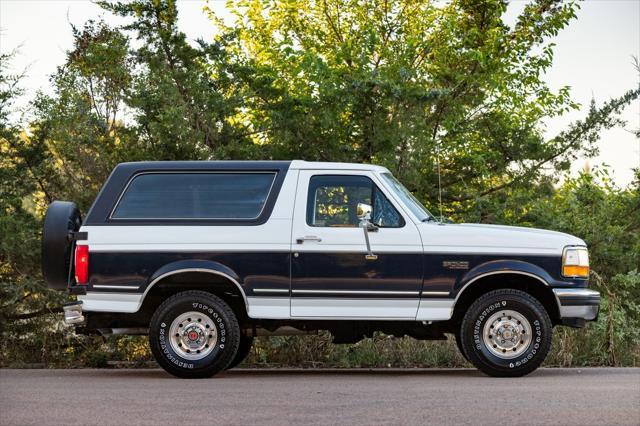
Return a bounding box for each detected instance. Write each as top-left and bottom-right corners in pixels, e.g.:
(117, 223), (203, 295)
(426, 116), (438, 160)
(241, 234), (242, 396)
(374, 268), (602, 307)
(149, 290), (241, 379)
(460, 288), (552, 377)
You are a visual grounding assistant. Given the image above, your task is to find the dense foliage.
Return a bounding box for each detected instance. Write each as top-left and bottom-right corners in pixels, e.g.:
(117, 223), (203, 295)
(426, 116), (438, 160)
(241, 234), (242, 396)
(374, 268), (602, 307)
(1, 0), (638, 368)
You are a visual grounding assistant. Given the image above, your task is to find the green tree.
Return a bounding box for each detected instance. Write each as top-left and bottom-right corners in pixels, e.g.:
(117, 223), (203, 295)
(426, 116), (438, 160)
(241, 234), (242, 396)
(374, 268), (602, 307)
(220, 0), (639, 218)
(1, 0), (638, 367)
(99, 0), (257, 160)
(0, 53), (68, 365)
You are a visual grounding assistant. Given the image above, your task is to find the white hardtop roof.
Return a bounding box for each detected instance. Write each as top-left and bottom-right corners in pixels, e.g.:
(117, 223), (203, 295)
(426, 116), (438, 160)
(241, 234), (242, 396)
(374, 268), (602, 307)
(289, 160), (389, 173)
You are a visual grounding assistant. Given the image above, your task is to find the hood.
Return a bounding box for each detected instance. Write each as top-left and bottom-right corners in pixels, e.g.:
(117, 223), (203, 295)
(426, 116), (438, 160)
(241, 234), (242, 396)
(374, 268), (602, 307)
(418, 222), (585, 256)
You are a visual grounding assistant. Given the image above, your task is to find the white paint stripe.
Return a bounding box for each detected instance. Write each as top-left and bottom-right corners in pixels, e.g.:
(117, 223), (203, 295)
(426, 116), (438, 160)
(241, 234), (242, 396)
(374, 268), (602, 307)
(77, 292), (457, 322)
(89, 244), (291, 252)
(291, 298), (419, 318)
(247, 297), (290, 319)
(78, 292), (141, 313)
(415, 299), (455, 321)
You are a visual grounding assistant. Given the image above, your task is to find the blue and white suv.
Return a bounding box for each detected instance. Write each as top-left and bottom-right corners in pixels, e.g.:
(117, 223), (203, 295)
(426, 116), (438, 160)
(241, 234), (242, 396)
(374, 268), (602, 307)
(42, 160), (600, 378)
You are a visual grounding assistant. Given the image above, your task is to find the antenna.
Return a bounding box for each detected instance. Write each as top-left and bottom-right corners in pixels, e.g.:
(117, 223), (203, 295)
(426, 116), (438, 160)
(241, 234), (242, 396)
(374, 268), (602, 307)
(435, 141), (443, 223)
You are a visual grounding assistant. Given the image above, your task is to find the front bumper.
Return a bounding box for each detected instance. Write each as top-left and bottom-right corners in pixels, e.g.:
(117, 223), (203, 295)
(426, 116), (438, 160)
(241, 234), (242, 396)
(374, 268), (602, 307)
(553, 288), (600, 322)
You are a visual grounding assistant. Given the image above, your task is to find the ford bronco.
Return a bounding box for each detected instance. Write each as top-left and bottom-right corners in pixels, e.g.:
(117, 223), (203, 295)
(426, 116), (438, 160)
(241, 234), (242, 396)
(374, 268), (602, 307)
(42, 161), (600, 378)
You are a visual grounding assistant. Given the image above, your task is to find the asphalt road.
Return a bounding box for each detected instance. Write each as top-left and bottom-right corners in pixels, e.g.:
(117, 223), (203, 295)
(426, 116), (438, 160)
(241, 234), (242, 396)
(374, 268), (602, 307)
(1, 368), (638, 426)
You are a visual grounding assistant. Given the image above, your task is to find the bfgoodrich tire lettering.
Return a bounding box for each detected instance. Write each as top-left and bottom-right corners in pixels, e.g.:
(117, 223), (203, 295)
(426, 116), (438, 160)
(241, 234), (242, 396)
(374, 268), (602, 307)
(460, 289), (552, 377)
(149, 291), (240, 378)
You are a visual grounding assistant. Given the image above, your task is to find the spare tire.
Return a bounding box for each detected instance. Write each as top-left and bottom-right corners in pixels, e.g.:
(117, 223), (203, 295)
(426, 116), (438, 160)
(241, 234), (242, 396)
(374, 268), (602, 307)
(42, 201), (82, 290)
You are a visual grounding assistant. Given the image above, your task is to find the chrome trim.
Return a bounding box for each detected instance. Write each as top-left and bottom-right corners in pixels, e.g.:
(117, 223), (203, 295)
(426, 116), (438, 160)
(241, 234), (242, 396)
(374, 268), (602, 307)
(109, 171), (277, 221)
(92, 285), (140, 290)
(253, 288), (289, 293)
(296, 235), (322, 244)
(482, 309), (532, 359)
(291, 289), (420, 295)
(552, 288), (600, 320)
(63, 302), (85, 326)
(558, 305), (599, 320)
(552, 288), (600, 298)
(142, 268), (248, 314)
(421, 291), (450, 296)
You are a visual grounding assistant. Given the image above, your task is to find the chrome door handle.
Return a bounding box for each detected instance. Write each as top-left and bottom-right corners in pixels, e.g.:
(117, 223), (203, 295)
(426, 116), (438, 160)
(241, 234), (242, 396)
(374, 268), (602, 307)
(296, 236), (322, 244)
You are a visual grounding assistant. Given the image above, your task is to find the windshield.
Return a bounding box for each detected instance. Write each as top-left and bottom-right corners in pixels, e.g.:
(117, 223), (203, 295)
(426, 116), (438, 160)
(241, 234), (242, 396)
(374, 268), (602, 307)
(380, 172), (434, 222)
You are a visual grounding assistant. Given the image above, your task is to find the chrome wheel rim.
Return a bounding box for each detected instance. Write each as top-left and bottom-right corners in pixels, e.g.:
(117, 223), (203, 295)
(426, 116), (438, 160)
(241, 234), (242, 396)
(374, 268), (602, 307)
(168, 311), (217, 360)
(482, 309), (532, 359)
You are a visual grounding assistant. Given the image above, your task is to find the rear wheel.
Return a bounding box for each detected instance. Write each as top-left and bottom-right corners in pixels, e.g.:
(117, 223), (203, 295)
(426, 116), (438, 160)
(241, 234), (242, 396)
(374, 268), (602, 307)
(149, 291), (240, 378)
(225, 333), (253, 370)
(460, 289), (552, 377)
(454, 329), (469, 363)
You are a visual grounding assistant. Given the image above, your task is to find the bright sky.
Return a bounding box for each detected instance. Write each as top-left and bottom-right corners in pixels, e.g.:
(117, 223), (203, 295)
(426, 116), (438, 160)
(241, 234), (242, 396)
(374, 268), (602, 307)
(1, 0), (639, 186)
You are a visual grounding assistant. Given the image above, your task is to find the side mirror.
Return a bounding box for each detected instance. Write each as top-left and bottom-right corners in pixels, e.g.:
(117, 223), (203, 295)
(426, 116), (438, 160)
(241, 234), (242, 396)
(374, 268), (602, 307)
(356, 203), (372, 220)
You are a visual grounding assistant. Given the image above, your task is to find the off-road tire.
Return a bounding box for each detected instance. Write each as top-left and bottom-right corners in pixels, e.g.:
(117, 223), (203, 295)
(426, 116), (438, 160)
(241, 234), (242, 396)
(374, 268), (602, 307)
(41, 201), (82, 290)
(460, 289), (552, 377)
(149, 291), (240, 379)
(225, 333), (254, 370)
(454, 329), (469, 363)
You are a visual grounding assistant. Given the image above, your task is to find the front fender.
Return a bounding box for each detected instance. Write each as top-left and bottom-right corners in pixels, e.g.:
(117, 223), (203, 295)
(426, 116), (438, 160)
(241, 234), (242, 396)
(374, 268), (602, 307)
(455, 259), (553, 297)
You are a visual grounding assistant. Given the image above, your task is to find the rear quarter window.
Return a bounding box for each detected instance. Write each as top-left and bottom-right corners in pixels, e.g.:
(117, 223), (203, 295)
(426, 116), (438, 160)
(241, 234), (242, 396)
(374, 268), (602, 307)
(111, 172), (276, 220)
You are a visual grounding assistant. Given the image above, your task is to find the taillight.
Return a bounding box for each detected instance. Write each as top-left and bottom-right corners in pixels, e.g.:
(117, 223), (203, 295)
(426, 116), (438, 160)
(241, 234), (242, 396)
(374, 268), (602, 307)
(74, 245), (89, 285)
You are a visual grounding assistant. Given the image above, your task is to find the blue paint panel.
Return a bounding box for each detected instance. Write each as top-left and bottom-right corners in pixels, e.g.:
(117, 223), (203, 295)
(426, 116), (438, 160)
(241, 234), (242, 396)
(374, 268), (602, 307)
(421, 253), (584, 298)
(87, 251), (580, 299)
(88, 252), (290, 296)
(292, 252), (423, 297)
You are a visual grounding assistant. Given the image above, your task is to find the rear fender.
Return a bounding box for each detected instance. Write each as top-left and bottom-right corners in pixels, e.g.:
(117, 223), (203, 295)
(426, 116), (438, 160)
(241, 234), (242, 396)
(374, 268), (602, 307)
(142, 260), (247, 312)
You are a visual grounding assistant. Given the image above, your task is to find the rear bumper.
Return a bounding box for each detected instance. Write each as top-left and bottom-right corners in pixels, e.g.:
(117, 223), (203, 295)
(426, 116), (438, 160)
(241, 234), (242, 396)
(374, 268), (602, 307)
(63, 301), (85, 326)
(553, 288), (600, 323)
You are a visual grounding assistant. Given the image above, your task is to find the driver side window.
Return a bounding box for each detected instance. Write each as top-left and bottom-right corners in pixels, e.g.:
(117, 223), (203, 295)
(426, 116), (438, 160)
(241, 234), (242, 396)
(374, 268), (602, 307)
(306, 175), (404, 228)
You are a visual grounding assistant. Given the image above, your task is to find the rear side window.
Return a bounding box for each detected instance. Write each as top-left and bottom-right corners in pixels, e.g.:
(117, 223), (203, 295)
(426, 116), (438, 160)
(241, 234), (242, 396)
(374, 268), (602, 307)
(111, 172), (276, 220)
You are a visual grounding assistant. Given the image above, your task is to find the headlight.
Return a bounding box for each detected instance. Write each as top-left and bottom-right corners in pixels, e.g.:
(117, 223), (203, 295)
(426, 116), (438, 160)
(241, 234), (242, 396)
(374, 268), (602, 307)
(562, 247), (589, 278)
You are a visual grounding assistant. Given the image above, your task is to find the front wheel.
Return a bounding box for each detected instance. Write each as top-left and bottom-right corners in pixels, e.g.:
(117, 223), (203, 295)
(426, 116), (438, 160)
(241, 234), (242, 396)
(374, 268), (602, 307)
(460, 289), (552, 377)
(149, 291), (240, 378)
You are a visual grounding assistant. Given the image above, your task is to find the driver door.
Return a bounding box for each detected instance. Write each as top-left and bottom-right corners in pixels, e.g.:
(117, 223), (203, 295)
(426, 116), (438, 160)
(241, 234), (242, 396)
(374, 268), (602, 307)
(290, 170), (423, 318)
